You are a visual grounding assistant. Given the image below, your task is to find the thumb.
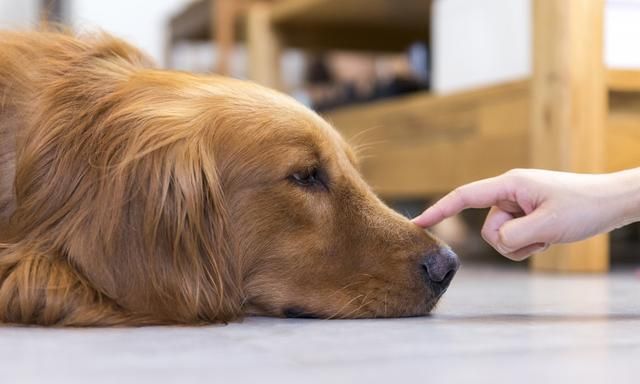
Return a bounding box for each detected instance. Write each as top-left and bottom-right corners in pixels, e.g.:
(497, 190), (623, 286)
(497, 209), (555, 252)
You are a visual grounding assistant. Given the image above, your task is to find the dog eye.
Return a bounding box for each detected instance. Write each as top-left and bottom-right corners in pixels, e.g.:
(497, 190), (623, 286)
(289, 167), (323, 188)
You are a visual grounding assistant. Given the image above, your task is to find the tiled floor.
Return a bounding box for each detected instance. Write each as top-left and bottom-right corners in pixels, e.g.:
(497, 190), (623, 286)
(2, 266), (640, 384)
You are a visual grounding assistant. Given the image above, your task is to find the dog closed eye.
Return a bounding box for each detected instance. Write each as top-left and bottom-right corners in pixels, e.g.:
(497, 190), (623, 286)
(288, 167), (328, 190)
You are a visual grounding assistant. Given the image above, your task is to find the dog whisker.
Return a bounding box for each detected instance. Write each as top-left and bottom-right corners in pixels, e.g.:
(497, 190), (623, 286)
(327, 294), (365, 320)
(328, 280), (364, 298)
(351, 141), (389, 159)
(345, 126), (381, 147)
(341, 297), (375, 319)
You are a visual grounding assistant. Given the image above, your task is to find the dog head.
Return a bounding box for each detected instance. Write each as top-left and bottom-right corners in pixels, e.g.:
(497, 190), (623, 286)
(200, 77), (460, 319)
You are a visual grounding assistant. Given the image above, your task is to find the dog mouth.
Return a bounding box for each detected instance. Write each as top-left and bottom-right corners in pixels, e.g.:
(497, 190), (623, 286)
(282, 293), (443, 319)
(282, 306), (320, 319)
(279, 270), (455, 319)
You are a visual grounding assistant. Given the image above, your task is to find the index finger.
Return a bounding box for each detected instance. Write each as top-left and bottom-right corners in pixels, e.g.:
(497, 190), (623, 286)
(411, 176), (511, 227)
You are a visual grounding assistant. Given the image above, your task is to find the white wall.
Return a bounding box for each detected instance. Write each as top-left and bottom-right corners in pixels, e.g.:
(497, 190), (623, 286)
(433, 0), (640, 94)
(68, 0), (191, 66)
(432, 0), (531, 93)
(606, 0), (640, 69)
(0, 0), (39, 28)
(0, 0), (191, 65)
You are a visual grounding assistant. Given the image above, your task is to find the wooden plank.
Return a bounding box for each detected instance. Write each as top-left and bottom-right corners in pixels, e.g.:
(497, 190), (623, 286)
(325, 81), (530, 198)
(271, 0), (431, 30)
(530, 0), (608, 273)
(270, 0), (430, 51)
(351, 133), (528, 199)
(608, 70), (640, 92)
(273, 25), (427, 52)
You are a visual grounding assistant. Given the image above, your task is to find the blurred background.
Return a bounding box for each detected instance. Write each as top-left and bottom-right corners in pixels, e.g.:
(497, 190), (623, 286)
(2, 0), (640, 273)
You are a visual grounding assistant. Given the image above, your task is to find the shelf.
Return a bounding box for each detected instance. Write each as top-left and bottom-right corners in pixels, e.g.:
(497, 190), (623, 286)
(608, 69), (640, 92)
(168, 0), (430, 54)
(168, 0), (249, 43)
(169, 0), (211, 42)
(270, 0), (431, 51)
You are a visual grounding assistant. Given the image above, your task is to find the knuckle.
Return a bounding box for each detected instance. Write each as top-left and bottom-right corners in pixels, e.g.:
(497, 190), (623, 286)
(504, 168), (527, 180)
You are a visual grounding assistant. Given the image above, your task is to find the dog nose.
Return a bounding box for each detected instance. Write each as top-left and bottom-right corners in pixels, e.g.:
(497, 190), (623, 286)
(422, 247), (460, 295)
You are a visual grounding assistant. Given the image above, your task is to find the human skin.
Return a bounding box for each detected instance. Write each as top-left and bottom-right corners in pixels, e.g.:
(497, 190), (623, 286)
(412, 168), (640, 261)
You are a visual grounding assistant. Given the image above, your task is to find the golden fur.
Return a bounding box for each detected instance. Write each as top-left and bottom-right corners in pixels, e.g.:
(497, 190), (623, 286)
(0, 30), (450, 326)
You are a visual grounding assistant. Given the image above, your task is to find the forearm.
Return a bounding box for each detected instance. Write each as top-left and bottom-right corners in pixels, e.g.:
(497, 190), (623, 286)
(608, 167), (640, 229)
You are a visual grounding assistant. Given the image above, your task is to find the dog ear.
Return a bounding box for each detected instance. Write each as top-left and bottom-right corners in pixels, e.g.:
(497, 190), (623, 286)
(4, 106), (243, 324)
(66, 137), (243, 323)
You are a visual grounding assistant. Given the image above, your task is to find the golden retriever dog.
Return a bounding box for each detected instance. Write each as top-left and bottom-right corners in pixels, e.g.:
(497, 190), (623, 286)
(0, 31), (459, 326)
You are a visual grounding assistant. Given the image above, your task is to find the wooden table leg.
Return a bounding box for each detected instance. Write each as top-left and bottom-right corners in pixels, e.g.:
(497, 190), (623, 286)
(530, 0), (609, 272)
(246, 1), (282, 89)
(213, 0), (236, 75)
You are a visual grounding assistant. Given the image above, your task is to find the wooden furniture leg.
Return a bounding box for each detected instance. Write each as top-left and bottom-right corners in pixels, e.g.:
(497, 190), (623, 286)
(530, 0), (608, 272)
(213, 0), (236, 75)
(246, 1), (282, 89)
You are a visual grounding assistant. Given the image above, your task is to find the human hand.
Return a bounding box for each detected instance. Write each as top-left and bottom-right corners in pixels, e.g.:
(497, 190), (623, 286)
(412, 168), (640, 261)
